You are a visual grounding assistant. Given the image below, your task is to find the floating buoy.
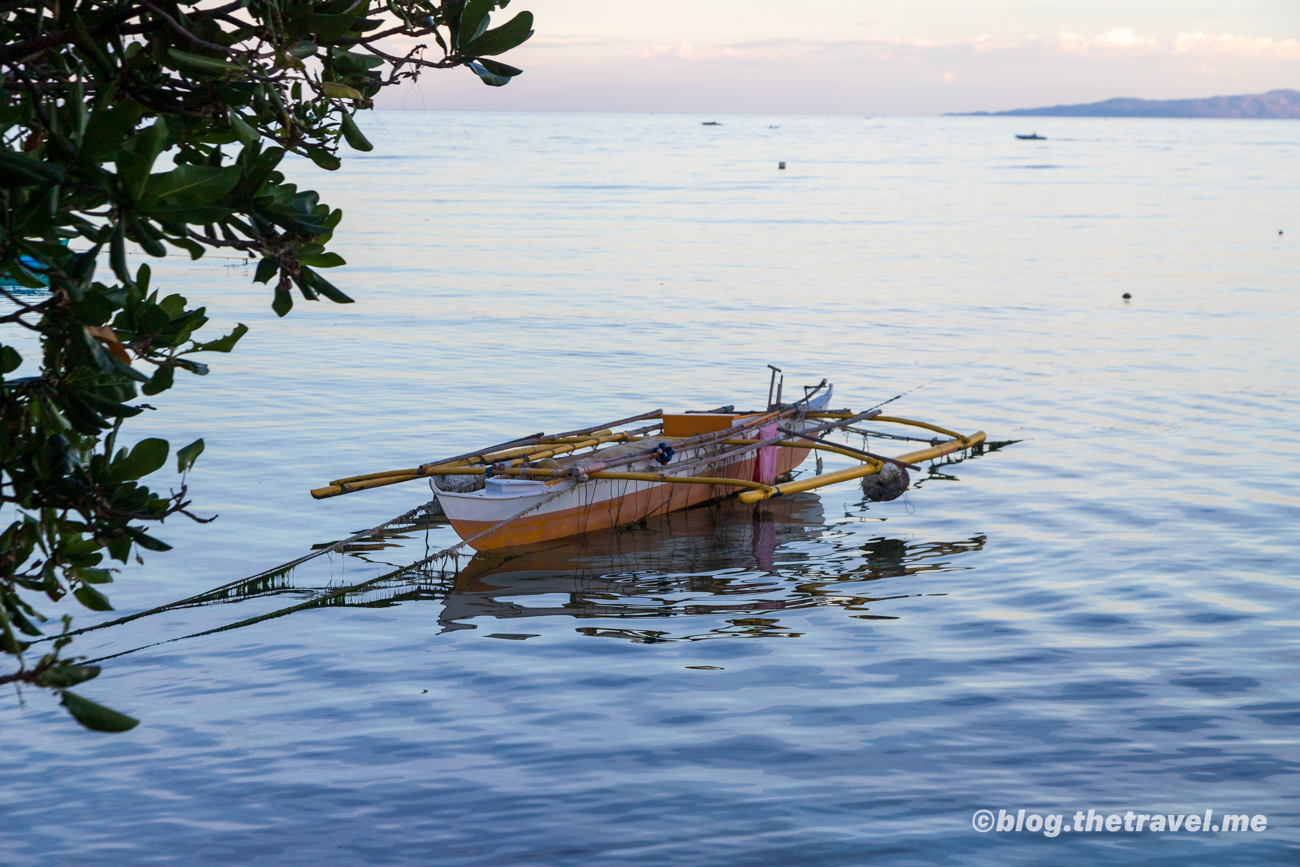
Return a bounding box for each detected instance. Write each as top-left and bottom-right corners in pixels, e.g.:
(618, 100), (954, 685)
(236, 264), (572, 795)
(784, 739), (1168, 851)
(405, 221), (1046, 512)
(1122, 292), (1132, 299)
(779, 161), (786, 170)
(862, 463), (909, 502)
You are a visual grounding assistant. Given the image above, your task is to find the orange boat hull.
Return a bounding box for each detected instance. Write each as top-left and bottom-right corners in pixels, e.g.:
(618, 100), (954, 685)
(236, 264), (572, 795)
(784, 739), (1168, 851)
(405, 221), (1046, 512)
(445, 447), (810, 552)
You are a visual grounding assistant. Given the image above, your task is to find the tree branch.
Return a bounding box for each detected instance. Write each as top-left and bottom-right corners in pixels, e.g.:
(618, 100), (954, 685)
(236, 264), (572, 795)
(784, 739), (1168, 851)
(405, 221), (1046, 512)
(141, 1), (233, 54)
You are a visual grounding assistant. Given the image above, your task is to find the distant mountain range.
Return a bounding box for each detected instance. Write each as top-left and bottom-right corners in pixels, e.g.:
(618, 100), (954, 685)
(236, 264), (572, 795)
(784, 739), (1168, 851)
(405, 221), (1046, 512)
(955, 89), (1300, 119)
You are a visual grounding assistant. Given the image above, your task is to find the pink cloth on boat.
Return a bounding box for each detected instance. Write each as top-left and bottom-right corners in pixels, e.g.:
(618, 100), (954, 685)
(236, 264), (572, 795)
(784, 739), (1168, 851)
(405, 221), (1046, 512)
(753, 422), (779, 485)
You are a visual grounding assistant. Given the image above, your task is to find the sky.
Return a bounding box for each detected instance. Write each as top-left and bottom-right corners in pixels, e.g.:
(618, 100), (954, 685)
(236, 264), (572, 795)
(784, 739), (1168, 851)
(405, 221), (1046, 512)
(379, 0), (1300, 114)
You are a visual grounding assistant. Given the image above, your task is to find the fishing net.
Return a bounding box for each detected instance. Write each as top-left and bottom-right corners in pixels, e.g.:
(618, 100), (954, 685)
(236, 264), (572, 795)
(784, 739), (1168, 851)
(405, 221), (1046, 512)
(861, 463), (910, 502)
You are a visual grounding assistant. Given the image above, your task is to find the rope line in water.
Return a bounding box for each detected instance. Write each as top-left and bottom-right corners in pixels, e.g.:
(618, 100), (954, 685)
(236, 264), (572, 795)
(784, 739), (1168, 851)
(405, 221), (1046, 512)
(84, 483), (578, 663)
(40, 499), (447, 644)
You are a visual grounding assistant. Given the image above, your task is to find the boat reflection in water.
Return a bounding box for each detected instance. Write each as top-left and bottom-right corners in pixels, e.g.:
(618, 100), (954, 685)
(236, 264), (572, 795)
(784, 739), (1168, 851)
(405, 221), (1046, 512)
(434, 493), (986, 641)
(76, 486), (986, 662)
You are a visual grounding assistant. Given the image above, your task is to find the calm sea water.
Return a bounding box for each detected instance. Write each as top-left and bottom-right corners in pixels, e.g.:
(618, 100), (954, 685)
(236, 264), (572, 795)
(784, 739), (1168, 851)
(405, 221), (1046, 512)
(3, 112), (1298, 865)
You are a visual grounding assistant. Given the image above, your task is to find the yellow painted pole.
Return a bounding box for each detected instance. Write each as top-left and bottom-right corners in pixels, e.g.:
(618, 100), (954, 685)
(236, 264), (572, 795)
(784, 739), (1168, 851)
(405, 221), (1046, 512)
(413, 465), (774, 492)
(311, 474), (423, 498)
(871, 416), (972, 444)
(313, 465), (779, 500)
(893, 431), (986, 464)
(313, 431), (647, 498)
(737, 431), (986, 503)
(327, 432), (620, 486)
(737, 461), (883, 503)
(493, 432), (631, 469)
(584, 472), (773, 493)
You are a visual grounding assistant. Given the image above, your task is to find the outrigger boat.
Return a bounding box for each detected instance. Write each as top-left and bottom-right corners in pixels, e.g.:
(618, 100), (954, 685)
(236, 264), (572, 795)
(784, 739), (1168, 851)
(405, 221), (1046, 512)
(311, 376), (986, 552)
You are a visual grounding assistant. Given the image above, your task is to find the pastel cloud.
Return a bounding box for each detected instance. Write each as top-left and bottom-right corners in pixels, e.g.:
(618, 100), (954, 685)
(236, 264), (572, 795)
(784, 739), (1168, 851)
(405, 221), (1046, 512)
(1173, 32), (1300, 61)
(611, 29), (1300, 64)
(1048, 28), (1161, 54)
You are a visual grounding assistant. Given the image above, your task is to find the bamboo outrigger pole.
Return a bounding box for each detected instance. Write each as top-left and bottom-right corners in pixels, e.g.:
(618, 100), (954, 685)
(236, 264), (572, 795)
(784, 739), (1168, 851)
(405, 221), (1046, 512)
(310, 393), (985, 510)
(310, 410), (665, 499)
(403, 424), (984, 501)
(736, 430), (986, 503)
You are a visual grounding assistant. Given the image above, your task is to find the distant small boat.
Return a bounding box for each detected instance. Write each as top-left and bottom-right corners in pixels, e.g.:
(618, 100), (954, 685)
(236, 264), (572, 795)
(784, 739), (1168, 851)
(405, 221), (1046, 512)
(702, 121), (721, 126)
(1016, 133), (1046, 140)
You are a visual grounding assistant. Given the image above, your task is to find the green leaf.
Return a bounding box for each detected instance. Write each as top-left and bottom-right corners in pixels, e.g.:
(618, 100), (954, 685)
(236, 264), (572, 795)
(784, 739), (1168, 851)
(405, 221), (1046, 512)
(329, 50), (384, 73)
(113, 437), (169, 481)
(272, 280), (294, 317)
(167, 48), (242, 76)
(82, 329), (151, 382)
(128, 216), (167, 257)
(126, 527), (172, 552)
(254, 258), (279, 284)
(298, 266), (354, 303)
(462, 10), (534, 57)
(229, 111), (260, 145)
(300, 252), (346, 268)
(320, 82), (364, 100)
(0, 619), (23, 655)
(1, 345), (20, 374)
(61, 691), (139, 732)
(35, 665), (101, 689)
(72, 567), (114, 585)
(73, 584), (114, 611)
(176, 438), (205, 473)
(166, 236), (206, 259)
(468, 61), (510, 87)
(311, 13), (361, 42)
(289, 40), (319, 59)
(0, 150), (67, 186)
(141, 364), (174, 396)
(110, 220), (131, 283)
(191, 323), (248, 353)
(70, 12), (116, 76)
(340, 113), (373, 152)
(144, 164), (242, 206)
(79, 390), (143, 419)
(477, 58), (524, 78)
(80, 100), (144, 162)
(81, 327), (150, 382)
(176, 358), (209, 376)
(117, 123), (170, 201)
(306, 148), (342, 171)
(457, 0), (494, 49)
